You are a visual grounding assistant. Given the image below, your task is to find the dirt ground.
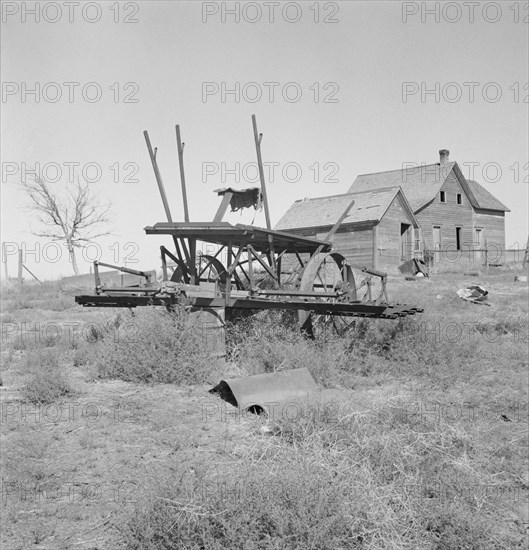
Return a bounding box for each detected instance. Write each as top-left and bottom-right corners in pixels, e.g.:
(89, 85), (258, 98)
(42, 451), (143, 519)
(1, 270), (528, 549)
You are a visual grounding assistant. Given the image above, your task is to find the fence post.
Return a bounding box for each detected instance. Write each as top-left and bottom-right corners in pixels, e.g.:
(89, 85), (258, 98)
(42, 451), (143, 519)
(3, 251), (8, 281)
(484, 239), (488, 269)
(18, 249), (23, 285)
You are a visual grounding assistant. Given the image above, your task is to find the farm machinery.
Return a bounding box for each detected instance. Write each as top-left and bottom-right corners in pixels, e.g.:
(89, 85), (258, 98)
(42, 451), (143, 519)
(75, 116), (423, 335)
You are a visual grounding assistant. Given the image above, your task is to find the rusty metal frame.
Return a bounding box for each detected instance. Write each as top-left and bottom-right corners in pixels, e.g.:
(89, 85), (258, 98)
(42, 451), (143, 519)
(77, 117), (422, 325)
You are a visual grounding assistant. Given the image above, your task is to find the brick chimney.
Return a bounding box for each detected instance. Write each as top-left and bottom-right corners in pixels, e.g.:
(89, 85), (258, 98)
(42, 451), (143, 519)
(439, 149), (450, 166)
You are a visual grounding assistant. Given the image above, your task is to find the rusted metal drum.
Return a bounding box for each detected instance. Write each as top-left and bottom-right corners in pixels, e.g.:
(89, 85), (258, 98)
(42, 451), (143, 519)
(210, 367), (318, 415)
(189, 307), (226, 364)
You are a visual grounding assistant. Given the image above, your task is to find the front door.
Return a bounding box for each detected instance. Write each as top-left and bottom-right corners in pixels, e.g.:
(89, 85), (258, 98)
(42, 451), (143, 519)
(400, 223), (411, 260)
(433, 226), (442, 262)
(475, 229), (483, 261)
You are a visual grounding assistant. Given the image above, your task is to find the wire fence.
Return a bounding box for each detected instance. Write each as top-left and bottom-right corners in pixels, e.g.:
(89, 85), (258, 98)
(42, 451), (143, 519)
(420, 247), (528, 273)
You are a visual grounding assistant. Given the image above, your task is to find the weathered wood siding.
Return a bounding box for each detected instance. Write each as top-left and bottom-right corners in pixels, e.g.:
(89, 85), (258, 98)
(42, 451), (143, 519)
(415, 169), (473, 255)
(376, 195), (417, 271)
(473, 209), (506, 262)
(473, 210), (505, 249)
(278, 225), (374, 271)
(331, 226), (374, 266)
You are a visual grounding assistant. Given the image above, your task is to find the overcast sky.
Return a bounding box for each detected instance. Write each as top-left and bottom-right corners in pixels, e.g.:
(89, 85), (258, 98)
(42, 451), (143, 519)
(1, 1), (527, 279)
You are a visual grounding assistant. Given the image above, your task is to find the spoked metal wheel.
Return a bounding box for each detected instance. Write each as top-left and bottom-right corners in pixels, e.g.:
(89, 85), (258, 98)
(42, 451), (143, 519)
(297, 252), (357, 337)
(170, 255), (244, 292)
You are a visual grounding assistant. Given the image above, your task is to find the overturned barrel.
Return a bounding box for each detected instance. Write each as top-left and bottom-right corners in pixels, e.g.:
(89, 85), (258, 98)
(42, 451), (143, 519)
(209, 367), (318, 415)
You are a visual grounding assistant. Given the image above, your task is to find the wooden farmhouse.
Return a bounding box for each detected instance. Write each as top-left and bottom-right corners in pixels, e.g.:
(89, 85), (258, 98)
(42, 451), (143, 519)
(276, 150), (509, 271)
(275, 187), (419, 272)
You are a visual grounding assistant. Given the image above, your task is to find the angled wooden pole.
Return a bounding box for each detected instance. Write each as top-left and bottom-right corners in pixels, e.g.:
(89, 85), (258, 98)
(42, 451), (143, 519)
(252, 115), (277, 280)
(252, 115), (271, 230)
(213, 192), (233, 223)
(22, 264), (42, 284)
(143, 129), (190, 269)
(324, 198), (355, 243)
(144, 130), (173, 223)
(175, 125), (190, 222)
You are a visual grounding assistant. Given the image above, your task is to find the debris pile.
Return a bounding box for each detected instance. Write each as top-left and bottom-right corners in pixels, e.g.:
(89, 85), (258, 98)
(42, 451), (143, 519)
(398, 258), (429, 277)
(456, 284), (489, 306)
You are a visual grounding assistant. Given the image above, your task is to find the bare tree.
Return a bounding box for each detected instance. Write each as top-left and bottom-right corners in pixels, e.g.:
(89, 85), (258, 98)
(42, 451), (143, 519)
(22, 175), (111, 275)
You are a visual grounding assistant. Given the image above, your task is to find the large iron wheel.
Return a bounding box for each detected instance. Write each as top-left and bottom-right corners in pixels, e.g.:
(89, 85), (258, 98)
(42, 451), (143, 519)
(297, 252), (357, 337)
(170, 255), (243, 292)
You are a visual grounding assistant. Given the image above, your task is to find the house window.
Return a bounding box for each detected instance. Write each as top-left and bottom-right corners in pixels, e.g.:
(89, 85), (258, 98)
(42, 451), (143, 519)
(456, 227), (462, 251)
(440, 191), (446, 203)
(433, 226), (442, 249)
(457, 193), (462, 205)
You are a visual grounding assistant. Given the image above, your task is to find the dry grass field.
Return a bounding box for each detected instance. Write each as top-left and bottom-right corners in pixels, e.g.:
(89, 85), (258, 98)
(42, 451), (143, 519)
(1, 269), (528, 549)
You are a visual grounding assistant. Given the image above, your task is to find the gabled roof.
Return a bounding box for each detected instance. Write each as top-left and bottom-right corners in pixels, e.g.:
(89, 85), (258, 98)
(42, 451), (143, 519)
(348, 162), (456, 212)
(466, 180), (510, 212)
(275, 187), (418, 232)
(348, 161), (508, 213)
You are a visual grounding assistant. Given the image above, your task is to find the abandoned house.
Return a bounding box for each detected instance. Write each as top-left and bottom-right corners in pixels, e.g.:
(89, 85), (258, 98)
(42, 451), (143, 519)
(276, 150), (509, 271)
(275, 187), (419, 272)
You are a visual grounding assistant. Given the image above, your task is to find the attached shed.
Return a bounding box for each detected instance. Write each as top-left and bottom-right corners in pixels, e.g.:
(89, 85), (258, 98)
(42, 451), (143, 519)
(275, 187), (419, 272)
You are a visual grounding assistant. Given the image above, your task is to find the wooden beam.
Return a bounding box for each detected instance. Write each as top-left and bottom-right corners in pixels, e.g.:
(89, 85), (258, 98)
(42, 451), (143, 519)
(213, 192), (233, 222)
(227, 246), (245, 275)
(372, 224), (378, 270)
(144, 130), (173, 222)
(22, 264), (42, 284)
(252, 115), (271, 230)
(94, 262), (101, 291)
(175, 124), (189, 222)
(226, 241), (233, 303)
(252, 115), (277, 275)
(324, 198), (355, 243)
(160, 246), (168, 281)
(294, 249), (305, 268)
(160, 246), (189, 283)
(144, 130), (189, 264)
(247, 247), (254, 289)
(95, 261), (154, 283)
(249, 246), (277, 280)
(189, 239), (197, 284)
(238, 262), (250, 284)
